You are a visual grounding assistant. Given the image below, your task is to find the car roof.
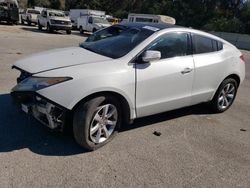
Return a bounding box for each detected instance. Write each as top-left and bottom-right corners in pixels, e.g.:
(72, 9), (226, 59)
(118, 22), (182, 31)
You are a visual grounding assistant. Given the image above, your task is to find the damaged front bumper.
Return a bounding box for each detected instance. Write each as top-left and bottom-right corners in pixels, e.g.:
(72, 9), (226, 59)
(11, 91), (68, 130)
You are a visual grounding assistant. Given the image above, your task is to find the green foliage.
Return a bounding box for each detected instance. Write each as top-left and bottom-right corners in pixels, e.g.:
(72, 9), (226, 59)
(203, 18), (242, 33)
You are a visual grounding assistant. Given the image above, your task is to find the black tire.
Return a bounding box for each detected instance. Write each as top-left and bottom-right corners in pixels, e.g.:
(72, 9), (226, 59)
(38, 22), (42, 30)
(73, 95), (122, 151)
(21, 18), (24, 25)
(79, 26), (84, 34)
(47, 23), (53, 33)
(211, 78), (238, 113)
(92, 28), (97, 33)
(66, 30), (71, 34)
(27, 19), (31, 26)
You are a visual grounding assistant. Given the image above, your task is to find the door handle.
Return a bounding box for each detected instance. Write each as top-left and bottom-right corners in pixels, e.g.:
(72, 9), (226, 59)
(181, 68), (193, 74)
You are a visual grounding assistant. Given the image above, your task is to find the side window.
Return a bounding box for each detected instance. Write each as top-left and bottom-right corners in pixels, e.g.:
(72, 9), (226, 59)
(192, 34), (223, 54)
(217, 41), (223, 51)
(88, 17), (93, 24)
(129, 17), (134, 22)
(147, 32), (190, 59)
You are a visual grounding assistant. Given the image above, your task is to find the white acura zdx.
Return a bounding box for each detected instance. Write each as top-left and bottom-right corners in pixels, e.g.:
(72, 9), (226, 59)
(11, 23), (245, 150)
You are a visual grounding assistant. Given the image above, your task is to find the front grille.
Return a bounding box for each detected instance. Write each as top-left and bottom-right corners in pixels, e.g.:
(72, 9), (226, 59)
(54, 20), (70, 25)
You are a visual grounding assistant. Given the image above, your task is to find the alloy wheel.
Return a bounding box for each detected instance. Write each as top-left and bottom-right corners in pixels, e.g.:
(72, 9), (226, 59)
(217, 83), (236, 110)
(89, 104), (118, 144)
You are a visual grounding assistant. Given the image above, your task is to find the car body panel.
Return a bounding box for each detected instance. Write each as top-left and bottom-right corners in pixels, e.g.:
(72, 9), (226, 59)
(14, 47), (111, 74)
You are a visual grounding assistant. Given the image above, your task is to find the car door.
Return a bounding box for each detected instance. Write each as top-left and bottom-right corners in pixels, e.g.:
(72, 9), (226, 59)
(87, 16), (93, 31)
(136, 32), (195, 117)
(190, 34), (225, 105)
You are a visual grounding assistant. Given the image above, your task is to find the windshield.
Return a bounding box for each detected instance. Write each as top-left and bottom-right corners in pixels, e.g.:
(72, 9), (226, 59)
(80, 25), (155, 59)
(93, 17), (109, 24)
(27, 10), (40, 14)
(49, 11), (65, 17)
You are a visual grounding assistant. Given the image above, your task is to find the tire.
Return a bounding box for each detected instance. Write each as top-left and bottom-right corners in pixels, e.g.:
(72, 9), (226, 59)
(21, 18), (24, 25)
(211, 78), (238, 113)
(79, 26), (84, 34)
(47, 23), (53, 33)
(92, 28), (97, 33)
(73, 95), (122, 151)
(38, 22), (42, 30)
(66, 30), (71, 34)
(27, 19), (31, 26)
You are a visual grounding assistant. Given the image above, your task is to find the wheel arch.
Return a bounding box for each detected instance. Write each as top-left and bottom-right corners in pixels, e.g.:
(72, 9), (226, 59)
(224, 74), (240, 87)
(72, 91), (133, 125)
(211, 73), (241, 100)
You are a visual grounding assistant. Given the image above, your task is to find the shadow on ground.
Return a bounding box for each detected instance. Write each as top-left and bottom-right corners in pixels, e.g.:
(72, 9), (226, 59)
(20, 26), (90, 37)
(21, 26), (63, 34)
(0, 93), (213, 156)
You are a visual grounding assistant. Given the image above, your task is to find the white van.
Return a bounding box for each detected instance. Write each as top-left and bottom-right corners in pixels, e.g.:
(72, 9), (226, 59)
(69, 9), (96, 28)
(128, 13), (176, 25)
(77, 9), (111, 34)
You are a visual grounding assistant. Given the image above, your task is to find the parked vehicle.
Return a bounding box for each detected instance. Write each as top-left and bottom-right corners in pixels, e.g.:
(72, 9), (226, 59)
(128, 13), (176, 25)
(77, 9), (111, 34)
(69, 9), (93, 29)
(21, 8), (41, 25)
(11, 23), (245, 151)
(0, 0), (19, 24)
(107, 17), (120, 25)
(37, 9), (72, 34)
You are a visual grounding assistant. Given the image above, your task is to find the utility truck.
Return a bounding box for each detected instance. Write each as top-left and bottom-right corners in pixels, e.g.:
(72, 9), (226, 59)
(77, 9), (111, 34)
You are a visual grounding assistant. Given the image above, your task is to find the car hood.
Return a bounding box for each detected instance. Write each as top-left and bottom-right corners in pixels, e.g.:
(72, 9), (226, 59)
(14, 47), (112, 74)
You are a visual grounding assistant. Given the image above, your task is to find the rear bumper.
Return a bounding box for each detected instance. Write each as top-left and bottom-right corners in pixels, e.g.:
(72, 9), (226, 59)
(50, 24), (72, 31)
(11, 91), (68, 130)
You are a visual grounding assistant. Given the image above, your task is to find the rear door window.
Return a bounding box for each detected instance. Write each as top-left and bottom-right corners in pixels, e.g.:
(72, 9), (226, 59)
(192, 34), (223, 54)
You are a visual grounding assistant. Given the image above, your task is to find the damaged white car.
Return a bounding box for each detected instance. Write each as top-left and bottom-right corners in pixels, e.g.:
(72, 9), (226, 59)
(11, 23), (245, 150)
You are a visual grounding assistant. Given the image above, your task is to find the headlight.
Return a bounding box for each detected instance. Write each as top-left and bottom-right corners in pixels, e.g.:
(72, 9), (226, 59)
(12, 77), (72, 91)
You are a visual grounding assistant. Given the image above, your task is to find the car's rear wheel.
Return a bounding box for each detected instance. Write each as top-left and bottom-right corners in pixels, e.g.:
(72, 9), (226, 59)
(211, 78), (238, 113)
(79, 26), (84, 34)
(73, 96), (121, 151)
(66, 30), (71, 35)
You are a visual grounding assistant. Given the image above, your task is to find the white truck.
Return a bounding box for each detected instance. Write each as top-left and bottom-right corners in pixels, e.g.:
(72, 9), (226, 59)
(128, 13), (176, 25)
(37, 9), (72, 34)
(77, 9), (111, 34)
(21, 8), (41, 25)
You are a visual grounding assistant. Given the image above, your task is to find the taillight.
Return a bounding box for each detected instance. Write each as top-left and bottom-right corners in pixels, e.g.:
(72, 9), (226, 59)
(240, 55), (246, 62)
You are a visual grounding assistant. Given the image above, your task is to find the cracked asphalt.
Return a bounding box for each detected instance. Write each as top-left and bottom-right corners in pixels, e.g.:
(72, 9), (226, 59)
(0, 25), (250, 188)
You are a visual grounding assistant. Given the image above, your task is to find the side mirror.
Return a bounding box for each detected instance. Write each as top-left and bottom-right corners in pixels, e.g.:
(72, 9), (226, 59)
(142, 50), (161, 63)
(88, 19), (93, 24)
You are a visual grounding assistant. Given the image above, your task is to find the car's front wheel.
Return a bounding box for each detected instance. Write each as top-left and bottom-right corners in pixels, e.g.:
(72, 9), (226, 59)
(211, 78), (238, 113)
(73, 96), (121, 151)
(38, 22), (42, 30)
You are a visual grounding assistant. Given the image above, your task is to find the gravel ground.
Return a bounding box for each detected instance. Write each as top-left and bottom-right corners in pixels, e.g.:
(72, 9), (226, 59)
(0, 25), (250, 188)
